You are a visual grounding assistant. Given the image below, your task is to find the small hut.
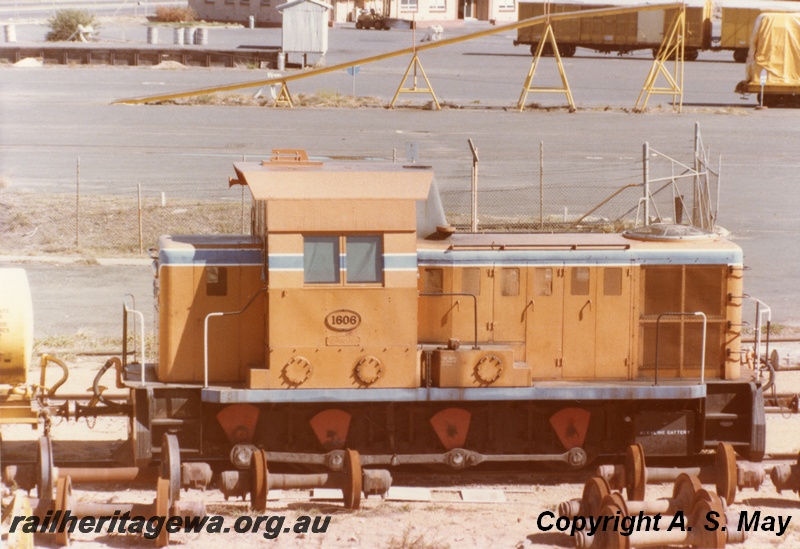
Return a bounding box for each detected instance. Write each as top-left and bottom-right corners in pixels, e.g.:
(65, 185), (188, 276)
(276, 0), (332, 66)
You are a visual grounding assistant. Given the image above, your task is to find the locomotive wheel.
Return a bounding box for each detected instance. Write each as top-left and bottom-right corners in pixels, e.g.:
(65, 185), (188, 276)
(671, 473), (702, 514)
(54, 476), (72, 546)
(581, 476), (611, 516)
(715, 442), (737, 504)
(690, 491), (726, 548)
(530, 43), (554, 56)
(342, 449), (362, 510)
(355, 21), (363, 29)
(624, 443), (646, 501)
(595, 499), (627, 549)
(602, 492), (628, 515)
(37, 436), (54, 501)
(155, 477), (171, 548)
(250, 449), (269, 512)
(161, 433), (181, 503)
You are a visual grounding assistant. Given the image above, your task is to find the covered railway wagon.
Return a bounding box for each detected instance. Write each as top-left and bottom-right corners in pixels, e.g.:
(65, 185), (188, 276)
(515, 0), (800, 62)
(515, 0), (710, 59)
(124, 152), (764, 471)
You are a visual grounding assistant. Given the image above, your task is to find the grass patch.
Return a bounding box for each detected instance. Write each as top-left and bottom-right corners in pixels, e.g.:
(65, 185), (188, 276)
(159, 90), (385, 108)
(46, 9), (98, 42)
(35, 329), (123, 357)
(152, 6), (198, 23)
(294, 89), (384, 108)
(36, 330), (154, 360)
(742, 323), (799, 337)
(0, 190), (247, 257)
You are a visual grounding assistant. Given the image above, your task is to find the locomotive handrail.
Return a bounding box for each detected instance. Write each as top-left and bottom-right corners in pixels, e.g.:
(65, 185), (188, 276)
(447, 243), (631, 251)
(123, 301), (146, 387)
(748, 297), (773, 392)
(122, 294), (137, 370)
(204, 288), (266, 388)
(653, 312), (707, 386)
(419, 292), (479, 349)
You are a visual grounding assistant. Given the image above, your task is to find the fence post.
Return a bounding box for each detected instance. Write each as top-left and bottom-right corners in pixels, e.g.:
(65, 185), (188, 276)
(539, 141), (544, 230)
(242, 155), (246, 233)
(76, 157), (80, 248)
(693, 121), (702, 228)
(138, 184), (143, 255)
(468, 139), (478, 233)
(642, 142), (650, 226)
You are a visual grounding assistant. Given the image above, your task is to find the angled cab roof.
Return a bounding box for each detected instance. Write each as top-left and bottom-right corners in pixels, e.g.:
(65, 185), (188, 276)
(233, 158), (433, 201)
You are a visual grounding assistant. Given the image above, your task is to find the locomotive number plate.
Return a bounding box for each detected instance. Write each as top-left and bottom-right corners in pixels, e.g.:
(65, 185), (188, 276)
(325, 309), (361, 332)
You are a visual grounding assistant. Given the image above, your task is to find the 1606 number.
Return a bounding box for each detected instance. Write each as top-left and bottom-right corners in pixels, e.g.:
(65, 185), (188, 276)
(325, 309), (361, 332)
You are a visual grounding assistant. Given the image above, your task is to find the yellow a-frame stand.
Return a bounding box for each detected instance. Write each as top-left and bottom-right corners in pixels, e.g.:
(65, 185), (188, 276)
(635, 7), (685, 112)
(390, 53), (441, 110)
(517, 22), (576, 112)
(274, 82), (293, 108)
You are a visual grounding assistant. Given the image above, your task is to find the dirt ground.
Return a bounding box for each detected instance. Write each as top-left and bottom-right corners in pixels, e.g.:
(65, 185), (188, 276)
(4, 345), (800, 548)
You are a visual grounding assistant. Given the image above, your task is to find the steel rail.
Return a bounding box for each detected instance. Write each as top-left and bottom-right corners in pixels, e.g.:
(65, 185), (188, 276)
(115, 2), (684, 105)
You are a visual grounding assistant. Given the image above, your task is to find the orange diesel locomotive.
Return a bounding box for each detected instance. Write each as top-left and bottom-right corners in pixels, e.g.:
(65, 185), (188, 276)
(121, 151), (765, 470)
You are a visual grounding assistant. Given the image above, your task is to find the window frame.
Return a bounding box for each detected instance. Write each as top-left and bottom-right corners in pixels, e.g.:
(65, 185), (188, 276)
(345, 235), (384, 284)
(400, 0), (418, 12)
(302, 234), (385, 286)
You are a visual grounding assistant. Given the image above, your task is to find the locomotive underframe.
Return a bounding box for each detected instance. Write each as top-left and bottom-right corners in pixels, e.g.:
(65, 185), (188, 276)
(128, 378), (764, 469)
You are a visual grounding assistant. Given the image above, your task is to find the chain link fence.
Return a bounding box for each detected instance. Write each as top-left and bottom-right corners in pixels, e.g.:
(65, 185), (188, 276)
(0, 139), (715, 257)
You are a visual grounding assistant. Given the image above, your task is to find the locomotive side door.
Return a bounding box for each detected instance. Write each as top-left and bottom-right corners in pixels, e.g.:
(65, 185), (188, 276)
(451, 266), (493, 343)
(452, 266), (527, 345)
(562, 265), (597, 379)
(491, 266), (527, 344)
(594, 266), (632, 379)
(525, 265), (564, 379)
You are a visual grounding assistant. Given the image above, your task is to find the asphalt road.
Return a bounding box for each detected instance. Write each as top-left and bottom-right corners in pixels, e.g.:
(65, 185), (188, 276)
(1, 19), (799, 336)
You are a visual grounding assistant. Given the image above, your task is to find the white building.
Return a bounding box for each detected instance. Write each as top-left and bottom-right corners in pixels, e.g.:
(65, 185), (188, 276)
(189, 0), (519, 26)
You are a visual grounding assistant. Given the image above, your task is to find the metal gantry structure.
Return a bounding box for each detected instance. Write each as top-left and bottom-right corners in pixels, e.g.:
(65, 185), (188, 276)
(635, 7), (687, 112)
(114, 2), (686, 111)
(517, 21), (576, 112)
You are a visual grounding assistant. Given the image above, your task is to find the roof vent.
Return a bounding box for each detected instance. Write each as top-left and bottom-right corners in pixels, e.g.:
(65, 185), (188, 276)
(622, 223), (716, 241)
(262, 149), (323, 167)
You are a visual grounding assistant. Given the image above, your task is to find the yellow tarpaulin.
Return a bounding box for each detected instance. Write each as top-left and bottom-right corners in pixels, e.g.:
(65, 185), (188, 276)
(747, 13), (800, 86)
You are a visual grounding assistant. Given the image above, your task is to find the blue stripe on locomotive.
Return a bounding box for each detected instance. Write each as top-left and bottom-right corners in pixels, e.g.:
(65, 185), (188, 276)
(416, 247), (742, 266)
(159, 248), (264, 267)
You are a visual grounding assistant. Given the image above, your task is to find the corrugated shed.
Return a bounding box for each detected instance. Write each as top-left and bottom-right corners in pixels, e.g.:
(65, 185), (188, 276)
(277, 0), (332, 53)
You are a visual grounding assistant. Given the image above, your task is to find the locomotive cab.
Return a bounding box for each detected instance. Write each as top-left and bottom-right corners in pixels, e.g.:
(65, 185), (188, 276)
(234, 150), (431, 390)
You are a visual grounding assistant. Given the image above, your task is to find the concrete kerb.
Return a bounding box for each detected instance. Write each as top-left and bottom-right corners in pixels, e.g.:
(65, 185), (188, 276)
(0, 255), (152, 266)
